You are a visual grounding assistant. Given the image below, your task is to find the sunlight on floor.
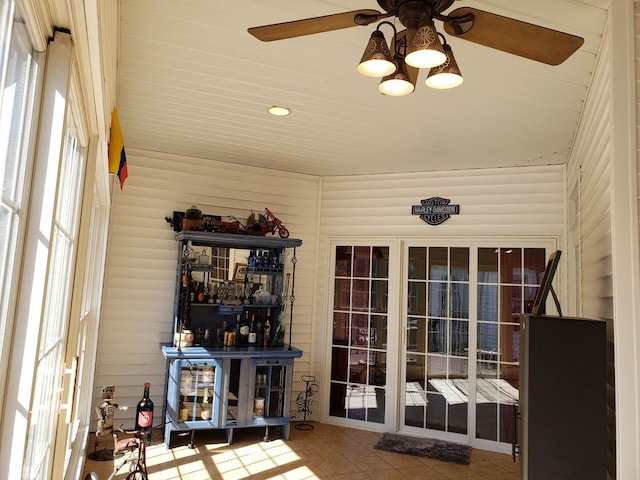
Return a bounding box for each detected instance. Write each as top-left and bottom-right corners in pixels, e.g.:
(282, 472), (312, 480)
(139, 434), (313, 480)
(82, 423), (522, 480)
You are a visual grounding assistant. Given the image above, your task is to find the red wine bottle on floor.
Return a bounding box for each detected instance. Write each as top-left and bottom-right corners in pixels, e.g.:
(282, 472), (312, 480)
(135, 383), (154, 431)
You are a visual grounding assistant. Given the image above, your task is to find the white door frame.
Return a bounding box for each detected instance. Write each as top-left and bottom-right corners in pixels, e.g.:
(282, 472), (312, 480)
(398, 237), (558, 454)
(322, 238), (401, 432)
(321, 236), (560, 454)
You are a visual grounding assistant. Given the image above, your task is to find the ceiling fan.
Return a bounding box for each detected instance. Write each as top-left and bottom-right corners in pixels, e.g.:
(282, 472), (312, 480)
(248, 1), (584, 94)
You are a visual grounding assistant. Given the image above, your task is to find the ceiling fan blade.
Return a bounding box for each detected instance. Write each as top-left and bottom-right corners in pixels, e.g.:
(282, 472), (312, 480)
(443, 7), (584, 66)
(248, 9), (382, 42)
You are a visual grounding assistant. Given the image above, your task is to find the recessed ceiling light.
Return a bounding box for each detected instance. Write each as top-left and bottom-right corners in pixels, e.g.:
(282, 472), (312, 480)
(267, 105), (291, 116)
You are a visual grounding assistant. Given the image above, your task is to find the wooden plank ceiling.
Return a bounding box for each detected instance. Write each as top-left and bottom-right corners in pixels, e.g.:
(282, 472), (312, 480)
(116, 0), (607, 177)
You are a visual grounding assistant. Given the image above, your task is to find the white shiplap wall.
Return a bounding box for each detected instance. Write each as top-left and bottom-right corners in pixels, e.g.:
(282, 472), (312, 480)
(313, 164), (566, 419)
(93, 149), (320, 425)
(566, 21), (616, 479)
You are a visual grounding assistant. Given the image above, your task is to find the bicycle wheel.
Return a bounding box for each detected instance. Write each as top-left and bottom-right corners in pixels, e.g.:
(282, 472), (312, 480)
(125, 470), (146, 480)
(84, 473), (100, 480)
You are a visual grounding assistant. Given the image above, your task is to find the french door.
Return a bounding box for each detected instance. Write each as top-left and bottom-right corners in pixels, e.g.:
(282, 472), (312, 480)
(327, 239), (553, 452)
(328, 243), (398, 427)
(403, 246), (471, 438)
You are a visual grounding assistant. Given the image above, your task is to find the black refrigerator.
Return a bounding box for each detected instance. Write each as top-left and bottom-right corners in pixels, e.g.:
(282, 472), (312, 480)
(519, 314), (607, 480)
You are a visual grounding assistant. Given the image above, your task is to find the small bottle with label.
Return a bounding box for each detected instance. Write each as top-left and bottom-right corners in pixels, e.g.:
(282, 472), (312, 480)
(248, 314), (257, 344)
(248, 250), (257, 269)
(256, 310), (264, 346)
(240, 311), (250, 345)
(264, 308), (271, 347)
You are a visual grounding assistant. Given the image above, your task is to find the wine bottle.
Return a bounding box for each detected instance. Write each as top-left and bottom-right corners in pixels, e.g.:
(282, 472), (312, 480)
(264, 308), (271, 347)
(261, 250), (270, 267)
(248, 250), (257, 268)
(239, 311), (250, 345)
(256, 310), (264, 346)
(248, 313), (257, 344)
(135, 383), (154, 431)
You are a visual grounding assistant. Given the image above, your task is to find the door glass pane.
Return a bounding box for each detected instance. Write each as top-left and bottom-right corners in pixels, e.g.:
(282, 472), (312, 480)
(333, 278), (351, 310)
(476, 247), (546, 444)
(369, 314), (387, 386)
(351, 314), (368, 347)
(478, 248), (498, 282)
(404, 247), (470, 435)
(352, 279), (370, 310)
(331, 347), (348, 382)
(332, 312), (348, 345)
(371, 279), (387, 312)
(429, 247), (448, 280)
(408, 281), (426, 315)
(408, 247), (427, 280)
(451, 248), (469, 281)
(335, 246), (352, 276)
(353, 246), (370, 277)
(524, 249), (546, 283)
(428, 281), (448, 316)
(500, 248), (522, 284)
(329, 245), (389, 424)
(373, 247), (389, 278)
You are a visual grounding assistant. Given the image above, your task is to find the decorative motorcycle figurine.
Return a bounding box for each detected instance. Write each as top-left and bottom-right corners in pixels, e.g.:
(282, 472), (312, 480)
(264, 207), (290, 238)
(246, 208), (290, 238)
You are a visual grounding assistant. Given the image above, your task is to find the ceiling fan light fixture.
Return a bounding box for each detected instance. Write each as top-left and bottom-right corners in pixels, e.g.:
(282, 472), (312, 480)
(378, 56), (415, 96)
(425, 43), (463, 89)
(405, 15), (446, 69)
(357, 30), (395, 77)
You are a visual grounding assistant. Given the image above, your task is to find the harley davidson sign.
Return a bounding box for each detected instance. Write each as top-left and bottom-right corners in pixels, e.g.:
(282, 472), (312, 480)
(412, 197), (460, 226)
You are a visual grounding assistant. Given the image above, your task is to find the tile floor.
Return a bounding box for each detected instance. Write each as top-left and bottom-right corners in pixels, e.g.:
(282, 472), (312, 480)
(82, 423), (522, 480)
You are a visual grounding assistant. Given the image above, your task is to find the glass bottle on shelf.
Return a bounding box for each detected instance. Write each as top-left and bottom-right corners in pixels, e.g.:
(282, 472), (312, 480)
(256, 310), (264, 346)
(239, 311), (250, 345)
(243, 277), (249, 304)
(261, 250), (270, 268)
(248, 314), (257, 344)
(264, 309), (271, 347)
(201, 363), (214, 383)
(208, 281), (215, 303)
(248, 250), (257, 268)
(233, 314), (241, 345)
(247, 281), (254, 303)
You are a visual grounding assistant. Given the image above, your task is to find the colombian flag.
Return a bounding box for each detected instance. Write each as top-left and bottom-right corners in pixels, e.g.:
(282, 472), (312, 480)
(108, 107), (128, 189)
